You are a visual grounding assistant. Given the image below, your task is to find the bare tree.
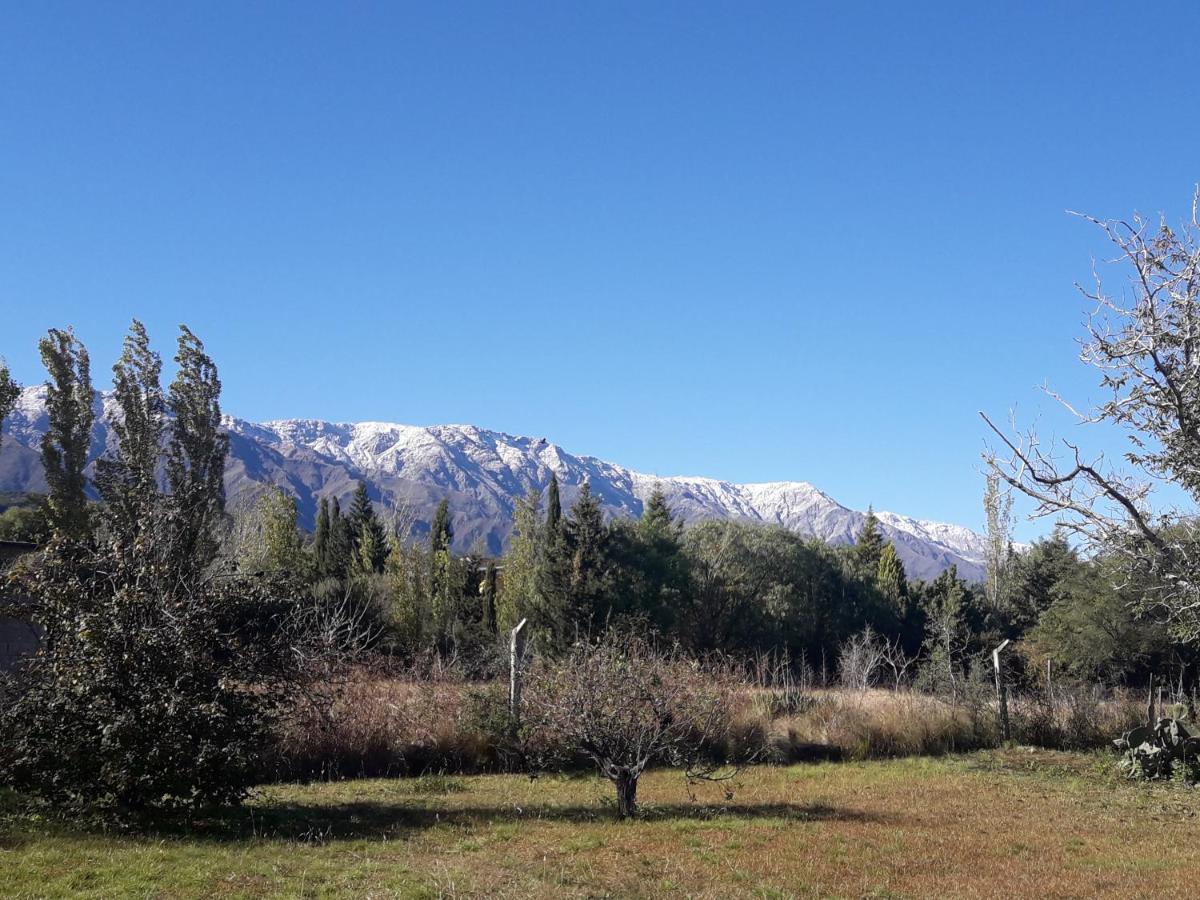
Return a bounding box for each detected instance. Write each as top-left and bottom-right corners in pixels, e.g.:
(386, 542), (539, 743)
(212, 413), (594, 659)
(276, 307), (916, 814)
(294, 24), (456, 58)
(984, 189), (1200, 643)
(284, 582), (386, 735)
(525, 631), (747, 818)
(879, 634), (919, 691)
(838, 625), (886, 691)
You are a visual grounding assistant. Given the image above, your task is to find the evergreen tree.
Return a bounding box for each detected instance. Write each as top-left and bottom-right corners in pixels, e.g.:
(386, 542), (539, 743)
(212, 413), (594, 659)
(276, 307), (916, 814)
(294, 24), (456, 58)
(640, 485), (675, 536)
(0, 361), (19, 455)
(534, 474), (573, 641)
(1009, 529), (1077, 632)
(853, 507), (886, 579)
(612, 484), (686, 630)
(327, 496), (353, 579)
(566, 481), (609, 627)
(349, 481), (388, 575)
(546, 472), (562, 533)
(94, 320), (164, 545)
(38, 328), (94, 539)
(919, 565), (969, 695)
(166, 326), (229, 571)
(313, 496), (331, 576)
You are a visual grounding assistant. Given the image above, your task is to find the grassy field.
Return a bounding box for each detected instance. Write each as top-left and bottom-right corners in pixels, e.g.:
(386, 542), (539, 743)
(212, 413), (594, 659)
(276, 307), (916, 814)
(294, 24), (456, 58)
(2, 750), (1197, 898)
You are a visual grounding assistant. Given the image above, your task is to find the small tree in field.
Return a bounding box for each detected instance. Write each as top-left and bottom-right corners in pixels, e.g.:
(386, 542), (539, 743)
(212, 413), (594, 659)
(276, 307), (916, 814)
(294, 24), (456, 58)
(526, 631), (745, 818)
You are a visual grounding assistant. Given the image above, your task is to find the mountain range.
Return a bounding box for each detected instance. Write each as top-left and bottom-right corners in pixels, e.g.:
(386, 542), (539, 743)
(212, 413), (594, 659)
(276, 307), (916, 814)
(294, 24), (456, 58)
(0, 386), (989, 581)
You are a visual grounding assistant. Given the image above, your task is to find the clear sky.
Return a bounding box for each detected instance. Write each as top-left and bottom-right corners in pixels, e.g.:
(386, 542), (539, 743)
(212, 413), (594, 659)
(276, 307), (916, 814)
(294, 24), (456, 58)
(2, 2), (1198, 539)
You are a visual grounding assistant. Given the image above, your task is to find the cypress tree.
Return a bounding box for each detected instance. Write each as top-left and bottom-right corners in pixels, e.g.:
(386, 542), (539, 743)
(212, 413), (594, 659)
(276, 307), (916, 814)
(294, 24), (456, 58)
(38, 328), (95, 539)
(537, 473), (572, 640)
(328, 496), (353, 579)
(314, 496), (331, 575)
(0, 362), (18, 455)
(546, 473), (562, 534)
(166, 326), (229, 572)
(95, 320), (164, 545)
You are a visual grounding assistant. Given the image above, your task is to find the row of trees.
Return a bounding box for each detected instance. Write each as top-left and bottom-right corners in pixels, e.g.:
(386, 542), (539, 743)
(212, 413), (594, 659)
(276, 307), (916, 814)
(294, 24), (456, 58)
(222, 444), (1192, 689)
(0, 323), (327, 810)
(7, 327), (1188, 700)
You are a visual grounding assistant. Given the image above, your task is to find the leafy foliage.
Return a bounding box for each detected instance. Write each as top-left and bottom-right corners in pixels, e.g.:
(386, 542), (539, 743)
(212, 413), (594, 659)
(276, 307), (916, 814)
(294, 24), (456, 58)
(0, 324), (307, 811)
(37, 328), (94, 539)
(1, 538), (296, 809)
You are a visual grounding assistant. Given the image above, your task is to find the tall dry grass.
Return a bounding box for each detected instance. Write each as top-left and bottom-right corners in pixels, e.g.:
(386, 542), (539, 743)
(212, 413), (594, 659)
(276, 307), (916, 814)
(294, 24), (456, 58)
(268, 671), (1148, 780)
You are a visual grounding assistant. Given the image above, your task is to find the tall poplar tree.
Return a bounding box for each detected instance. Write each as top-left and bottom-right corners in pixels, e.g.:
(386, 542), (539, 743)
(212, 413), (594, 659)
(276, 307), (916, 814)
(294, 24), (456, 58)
(876, 542), (908, 606)
(430, 498), (453, 558)
(496, 489), (542, 631)
(38, 328), (94, 539)
(166, 326), (229, 571)
(428, 499), (456, 638)
(0, 362), (18, 458)
(0, 362), (19, 456)
(95, 320), (164, 544)
(983, 471), (1014, 613)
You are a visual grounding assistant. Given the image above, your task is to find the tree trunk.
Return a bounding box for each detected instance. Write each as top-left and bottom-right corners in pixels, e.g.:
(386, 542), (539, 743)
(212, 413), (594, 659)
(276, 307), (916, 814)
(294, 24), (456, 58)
(612, 767), (638, 819)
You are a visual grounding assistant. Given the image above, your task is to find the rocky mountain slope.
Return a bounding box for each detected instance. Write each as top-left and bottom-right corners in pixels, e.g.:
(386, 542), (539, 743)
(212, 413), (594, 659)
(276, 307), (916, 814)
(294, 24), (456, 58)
(1, 387), (989, 580)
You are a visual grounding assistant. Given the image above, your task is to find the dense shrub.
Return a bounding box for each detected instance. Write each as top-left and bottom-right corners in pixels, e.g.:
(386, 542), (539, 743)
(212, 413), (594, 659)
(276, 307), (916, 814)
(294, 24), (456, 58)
(0, 539), (299, 810)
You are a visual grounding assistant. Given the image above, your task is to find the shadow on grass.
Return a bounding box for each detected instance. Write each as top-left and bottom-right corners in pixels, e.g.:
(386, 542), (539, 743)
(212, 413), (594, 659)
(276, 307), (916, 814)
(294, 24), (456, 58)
(1, 796), (899, 847)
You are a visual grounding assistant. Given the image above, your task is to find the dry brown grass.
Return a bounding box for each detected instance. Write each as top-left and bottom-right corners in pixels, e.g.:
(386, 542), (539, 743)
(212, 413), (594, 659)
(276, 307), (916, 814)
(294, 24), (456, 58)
(271, 675), (1149, 780)
(3, 750), (1198, 898)
(765, 687), (1146, 761)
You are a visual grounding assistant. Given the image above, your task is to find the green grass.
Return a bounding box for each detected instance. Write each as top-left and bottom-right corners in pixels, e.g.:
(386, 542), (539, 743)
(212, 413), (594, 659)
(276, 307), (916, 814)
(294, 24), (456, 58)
(2, 751), (1198, 898)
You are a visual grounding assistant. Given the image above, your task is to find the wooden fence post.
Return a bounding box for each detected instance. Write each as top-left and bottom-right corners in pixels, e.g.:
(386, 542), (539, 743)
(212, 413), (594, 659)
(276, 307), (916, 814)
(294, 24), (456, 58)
(509, 618), (528, 720)
(993, 639), (1011, 745)
(1147, 672), (1155, 727)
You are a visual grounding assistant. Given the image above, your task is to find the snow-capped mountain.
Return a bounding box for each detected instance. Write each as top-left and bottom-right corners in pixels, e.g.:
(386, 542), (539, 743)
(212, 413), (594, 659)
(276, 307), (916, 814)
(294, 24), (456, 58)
(0, 386), (989, 581)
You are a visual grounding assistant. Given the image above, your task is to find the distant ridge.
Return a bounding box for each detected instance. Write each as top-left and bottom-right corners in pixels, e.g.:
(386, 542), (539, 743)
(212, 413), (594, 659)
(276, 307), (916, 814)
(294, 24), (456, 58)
(1, 386), (989, 580)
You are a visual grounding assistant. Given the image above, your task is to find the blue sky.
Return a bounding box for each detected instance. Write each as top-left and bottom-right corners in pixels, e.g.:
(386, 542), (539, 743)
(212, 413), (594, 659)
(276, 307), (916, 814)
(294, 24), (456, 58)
(2, 2), (1198, 539)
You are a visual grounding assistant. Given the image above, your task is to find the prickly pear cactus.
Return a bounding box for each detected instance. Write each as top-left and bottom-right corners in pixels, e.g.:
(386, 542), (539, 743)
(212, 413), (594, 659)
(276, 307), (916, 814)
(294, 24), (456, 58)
(1115, 717), (1200, 782)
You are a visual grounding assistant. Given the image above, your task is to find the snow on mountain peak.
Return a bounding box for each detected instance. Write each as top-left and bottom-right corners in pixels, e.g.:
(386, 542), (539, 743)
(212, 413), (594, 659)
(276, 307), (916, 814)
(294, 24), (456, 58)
(1, 388), (990, 580)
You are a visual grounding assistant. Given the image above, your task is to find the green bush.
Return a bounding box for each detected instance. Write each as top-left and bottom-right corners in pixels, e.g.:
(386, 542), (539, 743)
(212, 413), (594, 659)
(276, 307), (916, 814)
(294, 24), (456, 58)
(0, 538), (298, 810)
